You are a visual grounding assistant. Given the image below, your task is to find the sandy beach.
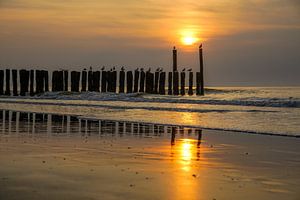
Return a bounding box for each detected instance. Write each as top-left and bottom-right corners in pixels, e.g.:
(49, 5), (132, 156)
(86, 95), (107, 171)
(0, 113), (299, 200)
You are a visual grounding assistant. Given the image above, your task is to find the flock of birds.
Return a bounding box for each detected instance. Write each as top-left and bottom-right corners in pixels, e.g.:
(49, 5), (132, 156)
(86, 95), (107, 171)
(85, 66), (192, 72)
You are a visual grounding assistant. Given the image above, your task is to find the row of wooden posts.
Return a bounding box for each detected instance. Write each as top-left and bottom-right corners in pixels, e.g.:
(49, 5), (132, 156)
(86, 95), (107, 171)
(0, 68), (204, 96)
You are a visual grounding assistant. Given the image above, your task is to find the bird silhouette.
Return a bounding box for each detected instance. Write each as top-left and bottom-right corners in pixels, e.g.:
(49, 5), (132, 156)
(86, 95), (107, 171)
(159, 68), (163, 72)
(187, 68), (192, 72)
(121, 66), (125, 71)
(147, 68), (151, 72)
(112, 66), (116, 71)
(100, 66), (105, 70)
(135, 67), (139, 71)
(140, 68), (144, 71)
(182, 68), (186, 72)
(89, 66), (92, 71)
(156, 68), (160, 72)
(199, 44), (202, 48)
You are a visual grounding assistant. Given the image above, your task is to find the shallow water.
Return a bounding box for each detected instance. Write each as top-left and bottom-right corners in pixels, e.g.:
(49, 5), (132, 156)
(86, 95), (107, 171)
(0, 87), (299, 136)
(0, 109), (299, 200)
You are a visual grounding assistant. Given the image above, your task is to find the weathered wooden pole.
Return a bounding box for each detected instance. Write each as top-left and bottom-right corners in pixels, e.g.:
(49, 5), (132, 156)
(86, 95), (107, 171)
(81, 69), (87, 92)
(40, 70), (45, 93)
(112, 70), (117, 93)
(12, 69), (18, 96)
(168, 72), (172, 95)
(133, 69), (139, 93)
(19, 69), (27, 96)
(145, 70), (152, 93)
(188, 71), (193, 95)
(44, 70), (49, 92)
(36, 70), (42, 93)
(173, 46), (177, 72)
(0, 70), (4, 95)
(93, 71), (100, 92)
(57, 71), (64, 91)
(119, 70), (125, 93)
(173, 71), (179, 95)
(88, 68), (93, 92)
(139, 69), (145, 93)
(180, 71), (185, 95)
(159, 72), (166, 95)
(64, 70), (68, 91)
(71, 71), (80, 92)
(101, 71), (107, 92)
(106, 70), (112, 92)
(199, 44), (204, 95)
(126, 71), (133, 93)
(154, 70), (159, 94)
(30, 70), (34, 95)
(5, 69), (10, 95)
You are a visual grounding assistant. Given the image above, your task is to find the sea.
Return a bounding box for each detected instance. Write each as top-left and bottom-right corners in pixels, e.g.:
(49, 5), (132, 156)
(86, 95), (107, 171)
(0, 87), (299, 137)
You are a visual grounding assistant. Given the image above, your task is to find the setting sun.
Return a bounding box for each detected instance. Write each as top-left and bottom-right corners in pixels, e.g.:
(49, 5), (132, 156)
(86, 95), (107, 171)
(182, 36), (198, 45)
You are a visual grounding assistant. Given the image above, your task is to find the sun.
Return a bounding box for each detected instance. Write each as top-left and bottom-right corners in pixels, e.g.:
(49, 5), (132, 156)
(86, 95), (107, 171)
(181, 36), (198, 45)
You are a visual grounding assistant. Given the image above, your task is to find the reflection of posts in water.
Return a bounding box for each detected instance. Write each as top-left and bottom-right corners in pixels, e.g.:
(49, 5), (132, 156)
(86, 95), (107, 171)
(171, 126), (176, 146)
(196, 129), (202, 148)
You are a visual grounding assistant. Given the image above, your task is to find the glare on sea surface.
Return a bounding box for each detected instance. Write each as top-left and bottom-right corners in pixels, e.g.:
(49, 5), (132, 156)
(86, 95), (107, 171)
(180, 139), (194, 171)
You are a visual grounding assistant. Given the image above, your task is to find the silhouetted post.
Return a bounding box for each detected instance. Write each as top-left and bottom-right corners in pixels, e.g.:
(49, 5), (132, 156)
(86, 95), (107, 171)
(57, 71), (64, 91)
(199, 44), (204, 95)
(0, 70), (3, 95)
(150, 72), (154, 93)
(93, 71), (100, 92)
(173, 46), (177, 72)
(81, 69), (87, 92)
(5, 69), (10, 95)
(64, 70), (68, 91)
(12, 69), (18, 96)
(188, 71), (193, 95)
(139, 69), (145, 93)
(101, 71), (107, 92)
(112, 70), (117, 93)
(145, 71), (153, 93)
(44, 70), (49, 92)
(36, 70), (42, 93)
(106, 71), (112, 92)
(159, 72), (166, 95)
(88, 69), (93, 92)
(126, 71), (133, 93)
(133, 69), (139, 93)
(71, 71), (80, 92)
(30, 70), (34, 95)
(119, 70), (125, 93)
(19, 70), (28, 96)
(180, 71), (185, 95)
(154, 71), (159, 94)
(168, 72), (172, 95)
(173, 71), (179, 95)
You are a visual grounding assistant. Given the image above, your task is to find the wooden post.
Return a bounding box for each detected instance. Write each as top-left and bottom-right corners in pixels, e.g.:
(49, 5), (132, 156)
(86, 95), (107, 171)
(19, 69), (28, 96)
(150, 72), (154, 93)
(168, 72), (172, 95)
(71, 71), (80, 92)
(126, 71), (133, 93)
(93, 71), (100, 92)
(112, 70), (117, 93)
(106, 71), (112, 92)
(145, 71), (151, 93)
(58, 71), (64, 91)
(196, 72), (201, 95)
(5, 69), (10, 95)
(44, 70), (49, 92)
(133, 69), (139, 93)
(154, 71), (159, 94)
(30, 70), (34, 95)
(12, 69), (18, 96)
(119, 70), (125, 93)
(159, 72), (166, 95)
(173, 46), (177, 72)
(88, 69), (93, 92)
(139, 70), (145, 93)
(101, 71), (107, 92)
(188, 71), (193, 95)
(81, 69), (87, 92)
(0, 70), (3, 95)
(180, 72), (185, 95)
(173, 71), (179, 95)
(36, 70), (41, 93)
(64, 70), (68, 91)
(199, 44), (204, 95)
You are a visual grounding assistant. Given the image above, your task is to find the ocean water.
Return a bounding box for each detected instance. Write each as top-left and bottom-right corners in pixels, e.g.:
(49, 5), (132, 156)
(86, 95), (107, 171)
(0, 87), (299, 137)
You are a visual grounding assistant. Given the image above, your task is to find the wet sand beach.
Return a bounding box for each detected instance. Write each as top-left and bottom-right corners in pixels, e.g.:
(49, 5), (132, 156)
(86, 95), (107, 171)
(0, 110), (299, 200)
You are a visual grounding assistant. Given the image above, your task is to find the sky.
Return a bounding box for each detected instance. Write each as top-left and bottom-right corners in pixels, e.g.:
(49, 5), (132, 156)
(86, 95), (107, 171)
(0, 0), (299, 86)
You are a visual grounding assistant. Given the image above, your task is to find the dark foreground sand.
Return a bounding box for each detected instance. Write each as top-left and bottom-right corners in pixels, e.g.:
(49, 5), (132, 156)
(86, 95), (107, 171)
(0, 128), (299, 200)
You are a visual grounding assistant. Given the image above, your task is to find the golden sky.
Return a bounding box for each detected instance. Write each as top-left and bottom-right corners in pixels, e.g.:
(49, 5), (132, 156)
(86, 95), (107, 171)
(0, 0), (299, 85)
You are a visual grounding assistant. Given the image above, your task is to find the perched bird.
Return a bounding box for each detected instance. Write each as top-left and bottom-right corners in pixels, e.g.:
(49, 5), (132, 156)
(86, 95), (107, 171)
(187, 68), (192, 72)
(156, 68), (160, 72)
(135, 67), (139, 71)
(100, 66), (105, 71)
(121, 66), (125, 71)
(159, 68), (163, 72)
(147, 68), (151, 72)
(89, 66), (92, 71)
(182, 68), (186, 72)
(140, 68), (144, 71)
